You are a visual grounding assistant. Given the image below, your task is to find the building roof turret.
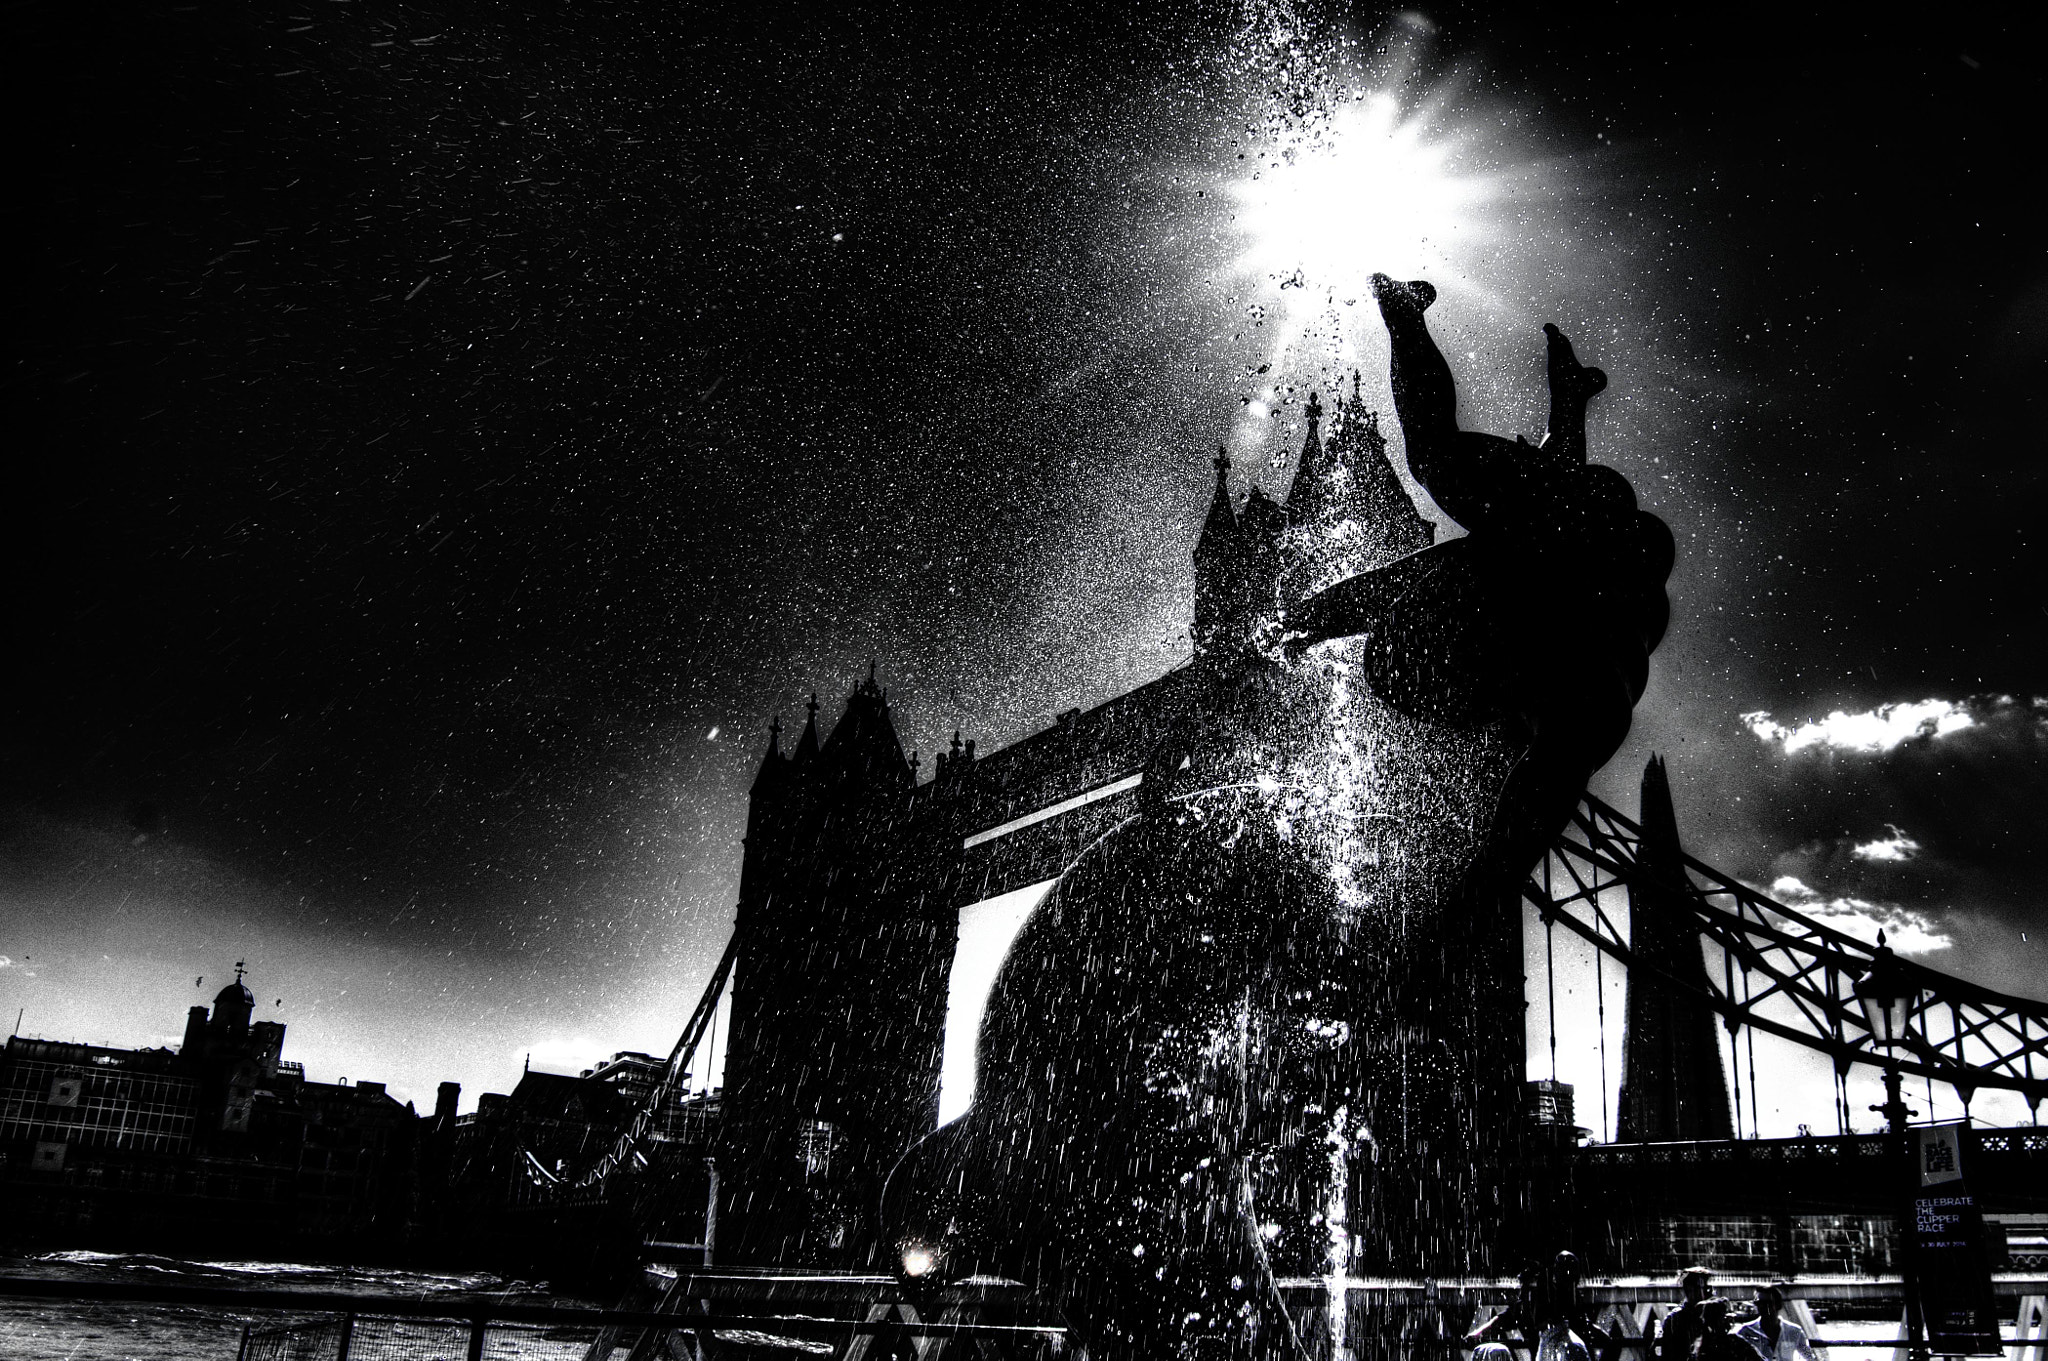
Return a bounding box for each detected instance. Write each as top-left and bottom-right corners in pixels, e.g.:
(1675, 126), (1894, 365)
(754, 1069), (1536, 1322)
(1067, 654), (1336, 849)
(934, 728), (980, 789)
(1239, 484), (1286, 542)
(1194, 445), (1239, 562)
(1328, 371), (1431, 568)
(1283, 390), (1328, 522)
(820, 665), (910, 790)
(210, 961), (255, 1035)
(792, 695), (821, 764)
(751, 714), (789, 795)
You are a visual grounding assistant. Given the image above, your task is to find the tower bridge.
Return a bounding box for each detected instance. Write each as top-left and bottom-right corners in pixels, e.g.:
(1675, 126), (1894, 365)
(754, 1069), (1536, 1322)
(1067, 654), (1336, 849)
(519, 383), (2047, 1279)
(515, 725), (2048, 1357)
(503, 336), (2046, 1359)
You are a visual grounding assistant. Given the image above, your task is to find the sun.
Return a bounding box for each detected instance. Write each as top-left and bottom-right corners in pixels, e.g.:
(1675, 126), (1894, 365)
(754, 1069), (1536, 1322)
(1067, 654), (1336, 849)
(1230, 91), (1495, 317)
(1218, 78), (1506, 436)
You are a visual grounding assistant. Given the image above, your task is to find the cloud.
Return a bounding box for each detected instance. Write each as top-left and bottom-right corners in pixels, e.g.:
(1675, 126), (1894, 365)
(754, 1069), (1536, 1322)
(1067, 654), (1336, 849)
(1721, 695), (2046, 929)
(1740, 694), (2048, 758)
(1741, 697), (1979, 754)
(1766, 875), (1953, 955)
(1851, 827), (1921, 862)
(1656, 692), (2048, 1003)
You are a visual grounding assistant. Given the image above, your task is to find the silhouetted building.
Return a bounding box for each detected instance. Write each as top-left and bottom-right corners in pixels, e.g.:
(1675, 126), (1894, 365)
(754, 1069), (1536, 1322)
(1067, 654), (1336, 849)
(1194, 384), (1432, 659)
(442, 1056), (720, 1281)
(0, 969), (426, 1255)
(1616, 755), (1735, 1142)
(583, 1051), (718, 1143)
(176, 971), (287, 1136)
(3, 1039), (195, 1169)
(1528, 1078), (1579, 1136)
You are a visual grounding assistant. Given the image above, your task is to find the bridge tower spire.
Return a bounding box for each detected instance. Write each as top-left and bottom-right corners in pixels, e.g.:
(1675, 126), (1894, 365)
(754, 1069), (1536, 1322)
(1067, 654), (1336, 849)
(752, 713), (788, 794)
(1283, 390), (1327, 521)
(1192, 445), (1244, 657)
(1617, 754), (1735, 1143)
(792, 694), (821, 765)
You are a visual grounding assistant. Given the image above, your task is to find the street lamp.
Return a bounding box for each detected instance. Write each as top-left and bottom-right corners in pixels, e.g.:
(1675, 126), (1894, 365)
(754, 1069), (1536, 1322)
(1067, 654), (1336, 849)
(1855, 929), (1914, 1049)
(1853, 930), (1929, 1361)
(1854, 930), (1919, 1135)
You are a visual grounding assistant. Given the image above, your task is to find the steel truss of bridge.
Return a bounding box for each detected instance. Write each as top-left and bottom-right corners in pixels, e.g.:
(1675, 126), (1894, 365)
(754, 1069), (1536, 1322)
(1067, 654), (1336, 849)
(1530, 792), (2048, 1118)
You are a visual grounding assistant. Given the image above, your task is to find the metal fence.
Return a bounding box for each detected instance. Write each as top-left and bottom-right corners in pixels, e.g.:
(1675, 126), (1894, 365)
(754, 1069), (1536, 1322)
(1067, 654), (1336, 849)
(229, 1309), (1052, 1359)
(25, 1271), (2046, 1361)
(237, 1315), (349, 1361)
(236, 1312), (608, 1360)
(0, 1274), (1062, 1361)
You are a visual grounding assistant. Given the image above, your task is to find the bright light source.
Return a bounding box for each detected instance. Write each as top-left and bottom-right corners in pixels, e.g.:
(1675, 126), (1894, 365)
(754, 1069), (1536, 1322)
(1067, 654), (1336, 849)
(901, 1245), (935, 1278)
(1231, 94), (1489, 307)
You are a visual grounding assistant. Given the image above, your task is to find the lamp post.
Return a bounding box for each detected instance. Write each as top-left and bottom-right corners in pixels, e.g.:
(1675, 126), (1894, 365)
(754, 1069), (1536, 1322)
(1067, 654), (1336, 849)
(1855, 930), (1918, 1137)
(1853, 930), (1928, 1361)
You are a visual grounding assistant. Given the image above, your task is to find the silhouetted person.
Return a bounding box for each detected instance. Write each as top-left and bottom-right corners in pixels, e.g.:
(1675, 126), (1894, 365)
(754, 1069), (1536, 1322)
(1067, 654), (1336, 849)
(1736, 1286), (1817, 1361)
(1466, 1265), (1547, 1354)
(1539, 1252), (1614, 1361)
(1698, 1298), (1758, 1361)
(1657, 1268), (1715, 1361)
(1468, 1253), (1612, 1361)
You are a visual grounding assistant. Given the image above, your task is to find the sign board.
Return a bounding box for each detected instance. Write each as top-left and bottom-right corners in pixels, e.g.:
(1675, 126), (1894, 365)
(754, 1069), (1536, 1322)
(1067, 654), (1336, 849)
(1907, 1122), (2002, 1356)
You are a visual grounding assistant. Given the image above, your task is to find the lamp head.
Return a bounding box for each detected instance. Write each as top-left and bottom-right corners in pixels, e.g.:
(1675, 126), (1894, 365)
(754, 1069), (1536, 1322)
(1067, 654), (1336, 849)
(1853, 930), (1916, 1048)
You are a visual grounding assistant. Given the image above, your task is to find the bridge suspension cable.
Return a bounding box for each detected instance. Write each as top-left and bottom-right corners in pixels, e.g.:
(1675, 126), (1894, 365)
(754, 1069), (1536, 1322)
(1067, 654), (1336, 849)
(527, 935), (737, 1193)
(1528, 791), (2048, 1116)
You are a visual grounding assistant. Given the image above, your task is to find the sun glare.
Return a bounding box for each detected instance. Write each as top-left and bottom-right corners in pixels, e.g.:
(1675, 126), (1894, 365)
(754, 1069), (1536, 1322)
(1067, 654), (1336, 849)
(1231, 93), (1490, 311)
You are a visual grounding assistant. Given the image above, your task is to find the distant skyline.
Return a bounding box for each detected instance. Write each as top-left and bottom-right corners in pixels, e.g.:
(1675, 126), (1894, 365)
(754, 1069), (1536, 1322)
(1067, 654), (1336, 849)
(10, 2), (2042, 1127)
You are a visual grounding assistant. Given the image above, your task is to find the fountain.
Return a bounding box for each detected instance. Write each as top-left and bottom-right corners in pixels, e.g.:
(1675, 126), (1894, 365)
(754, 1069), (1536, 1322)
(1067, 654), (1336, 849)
(884, 276), (1675, 1360)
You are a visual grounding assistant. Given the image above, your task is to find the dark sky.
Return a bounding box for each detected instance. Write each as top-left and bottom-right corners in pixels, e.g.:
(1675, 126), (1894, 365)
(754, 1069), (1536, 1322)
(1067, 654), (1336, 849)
(8, 1), (2043, 1122)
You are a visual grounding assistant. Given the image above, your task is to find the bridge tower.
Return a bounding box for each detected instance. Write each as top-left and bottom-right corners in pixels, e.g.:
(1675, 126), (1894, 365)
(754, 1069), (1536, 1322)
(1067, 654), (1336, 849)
(1616, 754), (1734, 1142)
(716, 672), (959, 1266)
